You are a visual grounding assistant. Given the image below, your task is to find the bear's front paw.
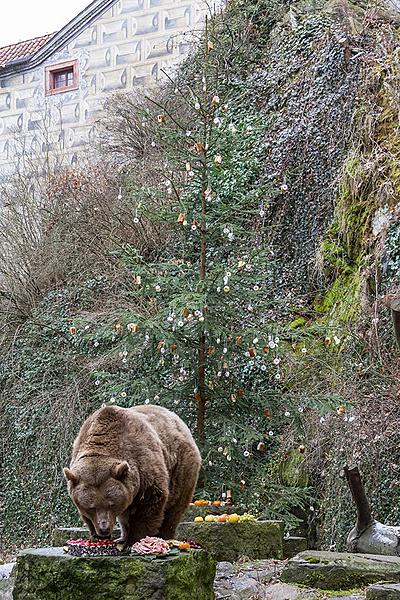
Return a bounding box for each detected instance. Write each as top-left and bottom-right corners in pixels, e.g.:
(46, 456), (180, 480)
(114, 536), (127, 548)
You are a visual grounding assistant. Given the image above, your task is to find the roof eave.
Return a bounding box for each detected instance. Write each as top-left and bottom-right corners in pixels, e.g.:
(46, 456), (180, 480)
(0, 0), (117, 76)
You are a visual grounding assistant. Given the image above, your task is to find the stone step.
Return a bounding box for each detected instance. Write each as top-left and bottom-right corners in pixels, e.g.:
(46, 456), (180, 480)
(13, 547), (216, 600)
(367, 583), (400, 599)
(282, 551), (400, 591)
(283, 536), (308, 558)
(176, 520), (284, 562)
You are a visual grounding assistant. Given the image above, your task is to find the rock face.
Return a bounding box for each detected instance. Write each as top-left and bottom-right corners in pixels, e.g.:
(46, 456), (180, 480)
(367, 583), (400, 599)
(176, 520), (283, 562)
(282, 550), (400, 590)
(12, 547), (216, 600)
(347, 520), (400, 556)
(0, 563), (16, 600)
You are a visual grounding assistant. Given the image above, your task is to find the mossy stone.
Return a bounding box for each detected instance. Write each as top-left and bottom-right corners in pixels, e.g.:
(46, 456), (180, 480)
(282, 551), (400, 591)
(176, 520), (283, 562)
(12, 547), (216, 600)
(283, 536), (308, 558)
(367, 583), (400, 599)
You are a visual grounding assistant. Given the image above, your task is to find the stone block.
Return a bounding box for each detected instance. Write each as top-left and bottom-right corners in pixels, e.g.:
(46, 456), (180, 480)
(367, 583), (400, 599)
(12, 546), (216, 600)
(176, 520), (284, 562)
(282, 550), (400, 590)
(283, 536), (308, 558)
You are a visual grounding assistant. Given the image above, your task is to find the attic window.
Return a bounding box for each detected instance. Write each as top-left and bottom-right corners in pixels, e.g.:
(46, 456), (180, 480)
(45, 60), (79, 95)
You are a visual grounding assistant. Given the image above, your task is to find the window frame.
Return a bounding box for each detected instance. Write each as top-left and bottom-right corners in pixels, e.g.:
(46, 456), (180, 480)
(45, 60), (79, 96)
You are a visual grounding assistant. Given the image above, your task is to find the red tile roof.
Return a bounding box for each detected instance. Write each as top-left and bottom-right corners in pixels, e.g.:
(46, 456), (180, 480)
(0, 33), (55, 68)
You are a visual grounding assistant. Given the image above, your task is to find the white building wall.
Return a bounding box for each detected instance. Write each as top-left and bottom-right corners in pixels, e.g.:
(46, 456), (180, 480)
(0, 0), (207, 178)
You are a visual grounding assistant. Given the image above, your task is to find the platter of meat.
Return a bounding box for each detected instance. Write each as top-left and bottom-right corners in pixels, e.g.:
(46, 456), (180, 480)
(130, 536), (172, 558)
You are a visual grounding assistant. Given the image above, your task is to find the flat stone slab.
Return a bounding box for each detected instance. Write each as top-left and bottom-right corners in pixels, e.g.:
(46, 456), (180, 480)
(367, 583), (400, 599)
(12, 547), (216, 600)
(176, 520), (283, 562)
(282, 550), (400, 590)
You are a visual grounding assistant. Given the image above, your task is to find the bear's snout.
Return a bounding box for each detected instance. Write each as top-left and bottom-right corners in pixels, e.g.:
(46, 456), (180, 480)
(95, 511), (115, 538)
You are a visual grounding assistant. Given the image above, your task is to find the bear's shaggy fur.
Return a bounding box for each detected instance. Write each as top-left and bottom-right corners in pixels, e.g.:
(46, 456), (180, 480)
(63, 405), (201, 544)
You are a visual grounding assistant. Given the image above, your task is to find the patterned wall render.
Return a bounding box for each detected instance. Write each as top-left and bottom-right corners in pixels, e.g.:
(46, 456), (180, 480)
(0, 0), (209, 179)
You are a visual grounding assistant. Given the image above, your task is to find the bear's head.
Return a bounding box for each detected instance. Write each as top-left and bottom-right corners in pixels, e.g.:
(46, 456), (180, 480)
(63, 459), (139, 538)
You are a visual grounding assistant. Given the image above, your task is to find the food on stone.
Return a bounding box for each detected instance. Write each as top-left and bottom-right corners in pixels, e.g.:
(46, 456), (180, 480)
(204, 515), (216, 522)
(168, 539), (202, 550)
(216, 514), (228, 522)
(194, 516), (204, 522)
(212, 500), (221, 506)
(178, 542), (191, 549)
(131, 536), (170, 555)
(227, 513), (241, 523)
(240, 513), (256, 522)
(64, 538), (122, 557)
(194, 499), (209, 506)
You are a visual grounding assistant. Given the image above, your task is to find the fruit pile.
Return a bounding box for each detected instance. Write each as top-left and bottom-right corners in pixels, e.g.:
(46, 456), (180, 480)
(193, 512), (256, 523)
(191, 499), (223, 507)
(64, 538), (122, 557)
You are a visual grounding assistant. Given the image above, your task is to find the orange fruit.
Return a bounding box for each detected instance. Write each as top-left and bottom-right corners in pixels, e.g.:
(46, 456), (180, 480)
(179, 542), (190, 549)
(217, 515), (227, 522)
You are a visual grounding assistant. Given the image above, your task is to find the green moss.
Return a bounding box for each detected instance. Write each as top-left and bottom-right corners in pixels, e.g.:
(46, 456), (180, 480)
(304, 556), (321, 564)
(176, 520), (284, 562)
(279, 450), (308, 487)
(314, 271), (362, 322)
(315, 151), (371, 323)
(13, 547), (216, 600)
(289, 317), (307, 329)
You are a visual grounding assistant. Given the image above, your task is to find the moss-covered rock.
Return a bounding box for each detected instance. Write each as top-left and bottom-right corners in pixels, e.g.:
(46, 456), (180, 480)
(283, 536), (308, 558)
(12, 547), (216, 600)
(176, 520), (283, 562)
(282, 551), (400, 590)
(367, 583), (400, 599)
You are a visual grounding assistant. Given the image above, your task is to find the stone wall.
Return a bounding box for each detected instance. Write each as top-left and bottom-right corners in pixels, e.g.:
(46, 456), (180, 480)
(0, 0), (208, 179)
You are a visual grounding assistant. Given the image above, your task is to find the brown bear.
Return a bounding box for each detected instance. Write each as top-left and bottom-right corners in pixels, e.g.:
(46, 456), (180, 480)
(63, 404), (201, 545)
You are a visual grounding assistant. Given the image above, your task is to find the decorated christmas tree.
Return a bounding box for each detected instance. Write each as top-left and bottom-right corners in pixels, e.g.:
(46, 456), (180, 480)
(89, 14), (304, 498)
(98, 16), (292, 501)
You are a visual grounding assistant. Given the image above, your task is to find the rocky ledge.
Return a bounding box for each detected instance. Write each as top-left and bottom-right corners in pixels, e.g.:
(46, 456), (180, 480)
(12, 547), (216, 600)
(282, 551), (400, 591)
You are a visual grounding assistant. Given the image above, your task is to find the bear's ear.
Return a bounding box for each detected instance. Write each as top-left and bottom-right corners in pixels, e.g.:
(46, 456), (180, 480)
(112, 461), (130, 480)
(63, 467), (79, 486)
